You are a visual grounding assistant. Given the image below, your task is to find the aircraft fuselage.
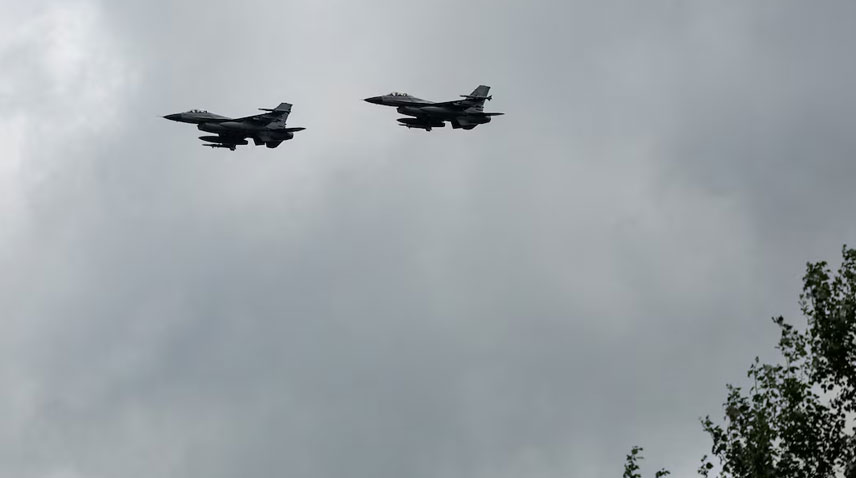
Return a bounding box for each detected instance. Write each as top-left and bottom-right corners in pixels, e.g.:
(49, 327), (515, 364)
(163, 104), (304, 150)
(364, 86), (502, 131)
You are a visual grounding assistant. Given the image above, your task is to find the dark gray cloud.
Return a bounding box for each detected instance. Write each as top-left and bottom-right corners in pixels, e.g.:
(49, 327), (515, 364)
(2, 1), (855, 477)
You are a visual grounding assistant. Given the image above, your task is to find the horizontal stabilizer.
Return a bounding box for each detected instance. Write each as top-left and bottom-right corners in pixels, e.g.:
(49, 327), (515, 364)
(285, 127), (306, 133)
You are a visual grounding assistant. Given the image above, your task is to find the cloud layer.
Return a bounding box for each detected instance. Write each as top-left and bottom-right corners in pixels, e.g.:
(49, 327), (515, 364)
(2, 1), (856, 477)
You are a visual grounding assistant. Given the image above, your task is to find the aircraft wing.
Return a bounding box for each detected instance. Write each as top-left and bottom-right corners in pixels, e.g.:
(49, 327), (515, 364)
(233, 112), (277, 123)
(233, 102), (293, 125)
(430, 86), (493, 110)
(426, 99), (475, 110)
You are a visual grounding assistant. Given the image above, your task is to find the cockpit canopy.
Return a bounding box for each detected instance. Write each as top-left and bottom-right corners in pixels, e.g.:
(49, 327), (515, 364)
(187, 109), (209, 114)
(389, 92), (409, 97)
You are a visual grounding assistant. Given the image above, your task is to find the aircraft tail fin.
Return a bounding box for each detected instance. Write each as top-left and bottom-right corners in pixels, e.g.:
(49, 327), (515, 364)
(272, 102), (292, 113)
(259, 102), (293, 126)
(468, 85), (491, 99)
(259, 102), (293, 115)
(459, 85), (492, 111)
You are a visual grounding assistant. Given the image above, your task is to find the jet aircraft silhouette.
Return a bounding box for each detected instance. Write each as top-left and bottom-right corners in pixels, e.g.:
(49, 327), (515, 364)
(364, 85), (503, 131)
(163, 102), (305, 150)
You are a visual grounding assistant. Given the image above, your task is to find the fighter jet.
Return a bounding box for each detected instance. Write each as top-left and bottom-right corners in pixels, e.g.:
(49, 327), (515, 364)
(364, 85), (503, 131)
(163, 102), (305, 150)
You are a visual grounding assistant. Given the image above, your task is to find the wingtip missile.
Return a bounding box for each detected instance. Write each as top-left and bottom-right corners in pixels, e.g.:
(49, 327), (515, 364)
(460, 95), (492, 101)
(258, 102), (293, 112)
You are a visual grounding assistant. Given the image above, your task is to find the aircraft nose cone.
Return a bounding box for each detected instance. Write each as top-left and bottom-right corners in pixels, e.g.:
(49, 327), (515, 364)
(163, 113), (181, 121)
(364, 96), (383, 105)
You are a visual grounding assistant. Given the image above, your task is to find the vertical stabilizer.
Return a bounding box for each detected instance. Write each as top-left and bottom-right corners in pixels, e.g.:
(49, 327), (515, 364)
(460, 85), (492, 111)
(469, 85), (491, 98)
(272, 102), (292, 113)
(261, 102), (292, 127)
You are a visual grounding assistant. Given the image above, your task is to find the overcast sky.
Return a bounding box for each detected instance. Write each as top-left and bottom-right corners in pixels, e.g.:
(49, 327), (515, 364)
(2, 1), (856, 477)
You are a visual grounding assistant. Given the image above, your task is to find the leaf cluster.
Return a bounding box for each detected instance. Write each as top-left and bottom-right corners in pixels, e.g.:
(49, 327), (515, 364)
(624, 246), (856, 478)
(623, 446), (670, 478)
(698, 246), (856, 478)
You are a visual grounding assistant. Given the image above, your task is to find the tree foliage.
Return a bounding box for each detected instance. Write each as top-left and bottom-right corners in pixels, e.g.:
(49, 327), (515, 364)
(627, 246), (856, 478)
(623, 446), (670, 478)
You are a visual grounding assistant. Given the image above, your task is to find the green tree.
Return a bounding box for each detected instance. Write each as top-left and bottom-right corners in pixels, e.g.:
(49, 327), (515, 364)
(628, 246), (856, 478)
